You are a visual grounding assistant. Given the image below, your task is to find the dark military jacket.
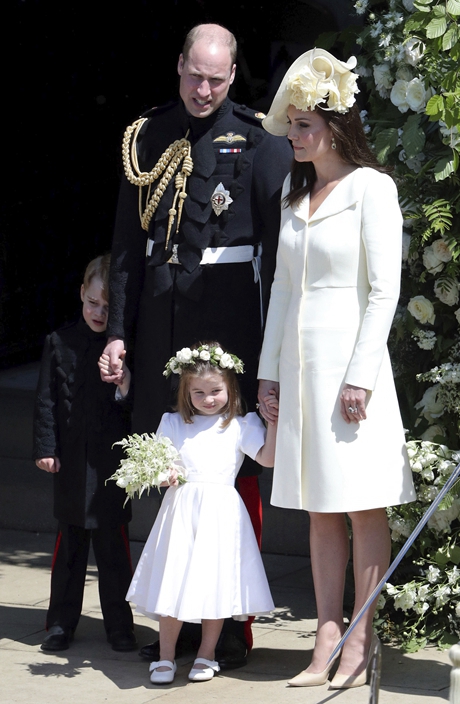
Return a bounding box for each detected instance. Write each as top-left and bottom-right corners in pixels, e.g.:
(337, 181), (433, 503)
(108, 98), (293, 440)
(33, 318), (132, 528)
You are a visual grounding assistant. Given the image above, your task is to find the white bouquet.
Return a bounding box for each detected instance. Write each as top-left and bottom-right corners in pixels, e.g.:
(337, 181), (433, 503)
(108, 432), (186, 505)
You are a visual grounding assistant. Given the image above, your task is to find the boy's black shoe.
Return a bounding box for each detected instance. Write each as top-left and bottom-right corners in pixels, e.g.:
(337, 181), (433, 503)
(41, 625), (73, 652)
(107, 629), (138, 652)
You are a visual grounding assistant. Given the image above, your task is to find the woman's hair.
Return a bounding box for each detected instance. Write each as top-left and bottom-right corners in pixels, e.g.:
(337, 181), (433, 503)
(175, 341), (245, 427)
(285, 103), (390, 208)
(82, 253), (111, 301)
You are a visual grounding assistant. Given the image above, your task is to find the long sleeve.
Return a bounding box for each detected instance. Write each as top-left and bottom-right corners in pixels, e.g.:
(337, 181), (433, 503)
(257, 175), (293, 382)
(33, 334), (59, 459)
(344, 171), (402, 390)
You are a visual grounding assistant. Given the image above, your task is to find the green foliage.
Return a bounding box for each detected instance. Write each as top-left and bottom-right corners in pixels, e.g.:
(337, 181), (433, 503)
(346, 0), (460, 651)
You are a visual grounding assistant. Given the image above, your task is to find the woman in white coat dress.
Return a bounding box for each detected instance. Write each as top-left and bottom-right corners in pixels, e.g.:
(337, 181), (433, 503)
(257, 49), (415, 689)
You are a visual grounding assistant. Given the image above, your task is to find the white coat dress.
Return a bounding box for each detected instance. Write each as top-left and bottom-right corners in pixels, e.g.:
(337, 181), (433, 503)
(258, 167), (415, 512)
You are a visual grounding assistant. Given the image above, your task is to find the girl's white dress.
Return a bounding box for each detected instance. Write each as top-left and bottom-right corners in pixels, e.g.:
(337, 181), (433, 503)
(126, 412), (275, 623)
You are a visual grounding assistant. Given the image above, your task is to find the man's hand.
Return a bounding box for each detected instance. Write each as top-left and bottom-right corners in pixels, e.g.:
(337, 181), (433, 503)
(101, 338), (125, 383)
(36, 457), (61, 473)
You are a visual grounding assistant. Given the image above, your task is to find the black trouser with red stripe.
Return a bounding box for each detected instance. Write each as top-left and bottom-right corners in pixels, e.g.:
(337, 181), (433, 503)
(46, 522), (134, 637)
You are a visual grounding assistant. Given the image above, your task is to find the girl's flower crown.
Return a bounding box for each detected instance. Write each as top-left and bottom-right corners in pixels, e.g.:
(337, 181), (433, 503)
(163, 344), (244, 378)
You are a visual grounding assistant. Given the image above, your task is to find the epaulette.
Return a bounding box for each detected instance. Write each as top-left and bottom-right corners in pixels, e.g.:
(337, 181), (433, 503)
(139, 100), (177, 121)
(232, 104), (267, 124)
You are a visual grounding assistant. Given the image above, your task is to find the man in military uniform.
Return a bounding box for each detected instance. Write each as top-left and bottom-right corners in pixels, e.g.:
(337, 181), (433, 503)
(103, 23), (292, 667)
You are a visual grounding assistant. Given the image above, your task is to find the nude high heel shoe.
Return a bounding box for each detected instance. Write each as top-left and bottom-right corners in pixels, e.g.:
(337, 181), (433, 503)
(329, 633), (380, 689)
(287, 650), (341, 687)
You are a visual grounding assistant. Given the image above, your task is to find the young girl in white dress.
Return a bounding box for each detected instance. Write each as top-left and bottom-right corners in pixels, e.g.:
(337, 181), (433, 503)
(126, 342), (278, 685)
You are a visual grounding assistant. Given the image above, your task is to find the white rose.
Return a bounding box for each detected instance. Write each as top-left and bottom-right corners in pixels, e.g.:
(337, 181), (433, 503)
(422, 245), (444, 274)
(390, 80), (409, 112)
(415, 384), (444, 421)
(404, 37), (425, 66)
(396, 65), (414, 82)
(214, 347), (223, 356)
(199, 350), (211, 361)
(406, 77), (428, 112)
(407, 295), (435, 324)
(434, 279), (459, 307)
(432, 239), (452, 263)
(420, 424), (445, 441)
(219, 353), (232, 368)
(176, 347), (193, 363)
(373, 63), (393, 92)
(192, 349), (199, 357)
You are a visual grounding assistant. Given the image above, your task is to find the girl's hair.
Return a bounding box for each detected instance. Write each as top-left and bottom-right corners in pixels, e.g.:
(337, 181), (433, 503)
(82, 253), (111, 301)
(175, 341), (245, 428)
(284, 103), (390, 208)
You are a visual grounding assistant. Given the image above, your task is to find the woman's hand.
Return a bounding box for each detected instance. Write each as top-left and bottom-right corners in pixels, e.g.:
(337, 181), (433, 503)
(340, 384), (368, 424)
(258, 379), (279, 425)
(35, 457), (61, 473)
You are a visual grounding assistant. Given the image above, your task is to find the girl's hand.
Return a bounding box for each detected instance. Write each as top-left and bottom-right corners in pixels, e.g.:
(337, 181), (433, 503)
(36, 456), (61, 473)
(340, 384), (368, 424)
(258, 380), (279, 425)
(262, 391), (279, 417)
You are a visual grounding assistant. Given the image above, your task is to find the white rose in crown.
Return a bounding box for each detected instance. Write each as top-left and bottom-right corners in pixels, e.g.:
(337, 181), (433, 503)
(431, 239), (452, 263)
(407, 295), (436, 325)
(434, 279), (459, 307)
(199, 350), (211, 361)
(423, 245), (444, 274)
(406, 77), (428, 112)
(390, 80), (409, 113)
(176, 347), (193, 363)
(214, 347), (223, 357)
(404, 37), (425, 66)
(219, 353), (233, 368)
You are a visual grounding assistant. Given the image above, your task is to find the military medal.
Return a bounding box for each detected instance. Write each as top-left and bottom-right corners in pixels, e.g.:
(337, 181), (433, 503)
(211, 183), (233, 216)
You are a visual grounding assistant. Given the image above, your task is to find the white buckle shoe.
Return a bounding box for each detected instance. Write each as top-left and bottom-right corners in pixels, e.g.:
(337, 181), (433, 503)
(188, 657), (220, 682)
(149, 659), (177, 684)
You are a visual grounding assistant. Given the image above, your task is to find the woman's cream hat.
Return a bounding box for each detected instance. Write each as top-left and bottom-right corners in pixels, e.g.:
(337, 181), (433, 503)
(263, 48), (360, 136)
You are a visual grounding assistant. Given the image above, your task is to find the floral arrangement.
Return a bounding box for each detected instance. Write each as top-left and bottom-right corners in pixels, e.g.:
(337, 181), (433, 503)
(315, 0), (460, 650)
(287, 50), (360, 113)
(107, 433), (186, 504)
(374, 441), (460, 651)
(164, 344), (244, 378)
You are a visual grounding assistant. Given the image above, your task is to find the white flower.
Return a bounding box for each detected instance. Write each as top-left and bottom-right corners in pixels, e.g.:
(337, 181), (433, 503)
(414, 601), (430, 615)
(423, 245), (444, 274)
(434, 279), (459, 307)
(287, 53), (360, 114)
(402, 232), (411, 261)
(402, 0), (415, 10)
(192, 349), (199, 358)
(390, 80), (409, 112)
(176, 347), (193, 363)
(426, 565), (441, 583)
(406, 77), (428, 112)
(219, 353), (233, 368)
(394, 588), (416, 611)
(405, 152), (425, 173)
(448, 567), (460, 585)
(415, 385), (444, 421)
(199, 350), (211, 361)
(354, 0), (368, 14)
(407, 295), (435, 325)
(373, 63), (393, 96)
(396, 65), (413, 82)
(420, 425), (445, 441)
(376, 594), (386, 611)
(434, 585), (451, 608)
(456, 603), (460, 618)
(214, 347), (223, 356)
(432, 239), (452, 263)
(412, 328), (436, 350)
(404, 37), (425, 66)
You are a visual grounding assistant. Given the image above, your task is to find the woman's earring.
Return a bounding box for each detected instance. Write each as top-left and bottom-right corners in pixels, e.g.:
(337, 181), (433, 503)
(331, 137), (337, 150)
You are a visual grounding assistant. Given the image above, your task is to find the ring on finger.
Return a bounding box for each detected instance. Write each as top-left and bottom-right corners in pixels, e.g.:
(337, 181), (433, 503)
(348, 406), (358, 414)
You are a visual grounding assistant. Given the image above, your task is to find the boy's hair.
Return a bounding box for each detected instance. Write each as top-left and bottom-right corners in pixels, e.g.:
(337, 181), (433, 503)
(83, 253), (111, 301)
(175, 341), (245, 428)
